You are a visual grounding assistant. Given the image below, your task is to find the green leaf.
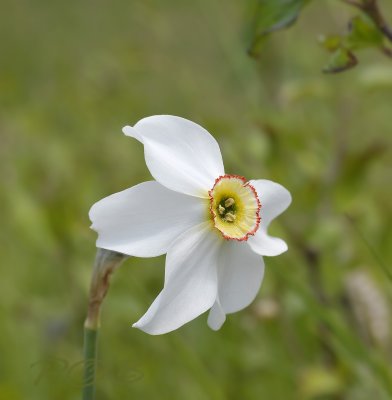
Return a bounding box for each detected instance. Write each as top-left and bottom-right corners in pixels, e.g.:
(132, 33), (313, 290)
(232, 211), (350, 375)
(319, 34), (342, 52)
(322, 48), (358, 74)
(344, 14), (384, 50)
(249, 0), (311, 58)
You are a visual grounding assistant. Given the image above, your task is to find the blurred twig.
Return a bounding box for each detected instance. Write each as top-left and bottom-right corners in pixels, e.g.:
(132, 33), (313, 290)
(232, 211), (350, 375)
(282, 222), (338, 367)
(344, 213), (392, 282)
(323, 99), (351, 202)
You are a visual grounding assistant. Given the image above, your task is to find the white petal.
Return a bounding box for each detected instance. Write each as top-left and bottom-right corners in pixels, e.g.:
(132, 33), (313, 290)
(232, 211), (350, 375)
(248, 231), (288, 256)
(207, 300), (226, 331)
(250, 179), (291, 227)
(247, 179), (291, 256)
(218, 240), (265, 314)
(133, 223), (222, 335)
(89, 181), (206, 257)
(123, 115), (224, 197)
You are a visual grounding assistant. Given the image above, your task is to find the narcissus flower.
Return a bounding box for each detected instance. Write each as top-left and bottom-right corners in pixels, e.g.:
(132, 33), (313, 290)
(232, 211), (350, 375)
(89, 115), (291, 335)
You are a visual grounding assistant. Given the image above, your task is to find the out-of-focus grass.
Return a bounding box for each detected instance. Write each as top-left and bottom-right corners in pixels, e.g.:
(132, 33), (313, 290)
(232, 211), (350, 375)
(1, 1), (391, 399)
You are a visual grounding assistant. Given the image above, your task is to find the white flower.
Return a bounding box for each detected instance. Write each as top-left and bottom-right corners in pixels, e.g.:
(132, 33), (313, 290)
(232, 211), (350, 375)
(89, 115), (291, 335)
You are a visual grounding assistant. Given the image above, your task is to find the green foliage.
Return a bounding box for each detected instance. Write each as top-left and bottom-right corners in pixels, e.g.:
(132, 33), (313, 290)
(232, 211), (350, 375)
(320, 14), (389, 73)
(249, 0), (311, 57)
(248, 0), (392, 72)
(321, 47), (358, 73)
(346, 14), (384, 49)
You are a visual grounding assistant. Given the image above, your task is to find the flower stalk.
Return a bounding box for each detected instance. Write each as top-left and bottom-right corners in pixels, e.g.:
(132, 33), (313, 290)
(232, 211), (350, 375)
(83, 249), (127, 400)
(83, 327), (98, 400)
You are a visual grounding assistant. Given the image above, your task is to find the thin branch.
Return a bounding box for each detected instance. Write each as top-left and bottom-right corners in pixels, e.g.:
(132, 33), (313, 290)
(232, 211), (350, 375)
(381, 46), (392, 58)
(345, 214), (392, 283)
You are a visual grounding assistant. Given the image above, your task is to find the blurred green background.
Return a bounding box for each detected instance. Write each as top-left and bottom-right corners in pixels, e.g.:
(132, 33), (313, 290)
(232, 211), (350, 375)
(1, 1), (392, 399)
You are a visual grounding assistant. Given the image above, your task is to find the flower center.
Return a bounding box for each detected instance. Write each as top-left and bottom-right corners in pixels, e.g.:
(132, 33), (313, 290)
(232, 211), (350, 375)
(209, 175), (261, 241)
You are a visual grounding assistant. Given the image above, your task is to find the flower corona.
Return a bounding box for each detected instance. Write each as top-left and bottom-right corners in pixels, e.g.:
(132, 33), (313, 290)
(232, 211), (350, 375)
(209, 175), (261, 241)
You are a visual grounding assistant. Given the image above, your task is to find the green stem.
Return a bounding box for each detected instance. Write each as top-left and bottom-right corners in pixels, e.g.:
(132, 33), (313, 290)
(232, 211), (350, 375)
(83, 327), (99, 400)
(82, 249), (127, 400)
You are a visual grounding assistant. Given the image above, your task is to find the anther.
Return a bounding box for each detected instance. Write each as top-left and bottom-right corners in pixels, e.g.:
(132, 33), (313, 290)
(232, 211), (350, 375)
(218, 205), (225, 215)
(224, 198), (235, 208)
(225, 212), (236, 222)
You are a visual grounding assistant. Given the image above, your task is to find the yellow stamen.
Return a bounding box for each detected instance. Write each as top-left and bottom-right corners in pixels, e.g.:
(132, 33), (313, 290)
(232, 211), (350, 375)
(225, 212), (236, 222)
(224, 198), (235, 208)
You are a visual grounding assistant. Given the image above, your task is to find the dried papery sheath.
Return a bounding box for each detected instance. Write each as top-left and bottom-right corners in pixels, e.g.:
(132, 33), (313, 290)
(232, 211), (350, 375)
(85, 249), (128, 329)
